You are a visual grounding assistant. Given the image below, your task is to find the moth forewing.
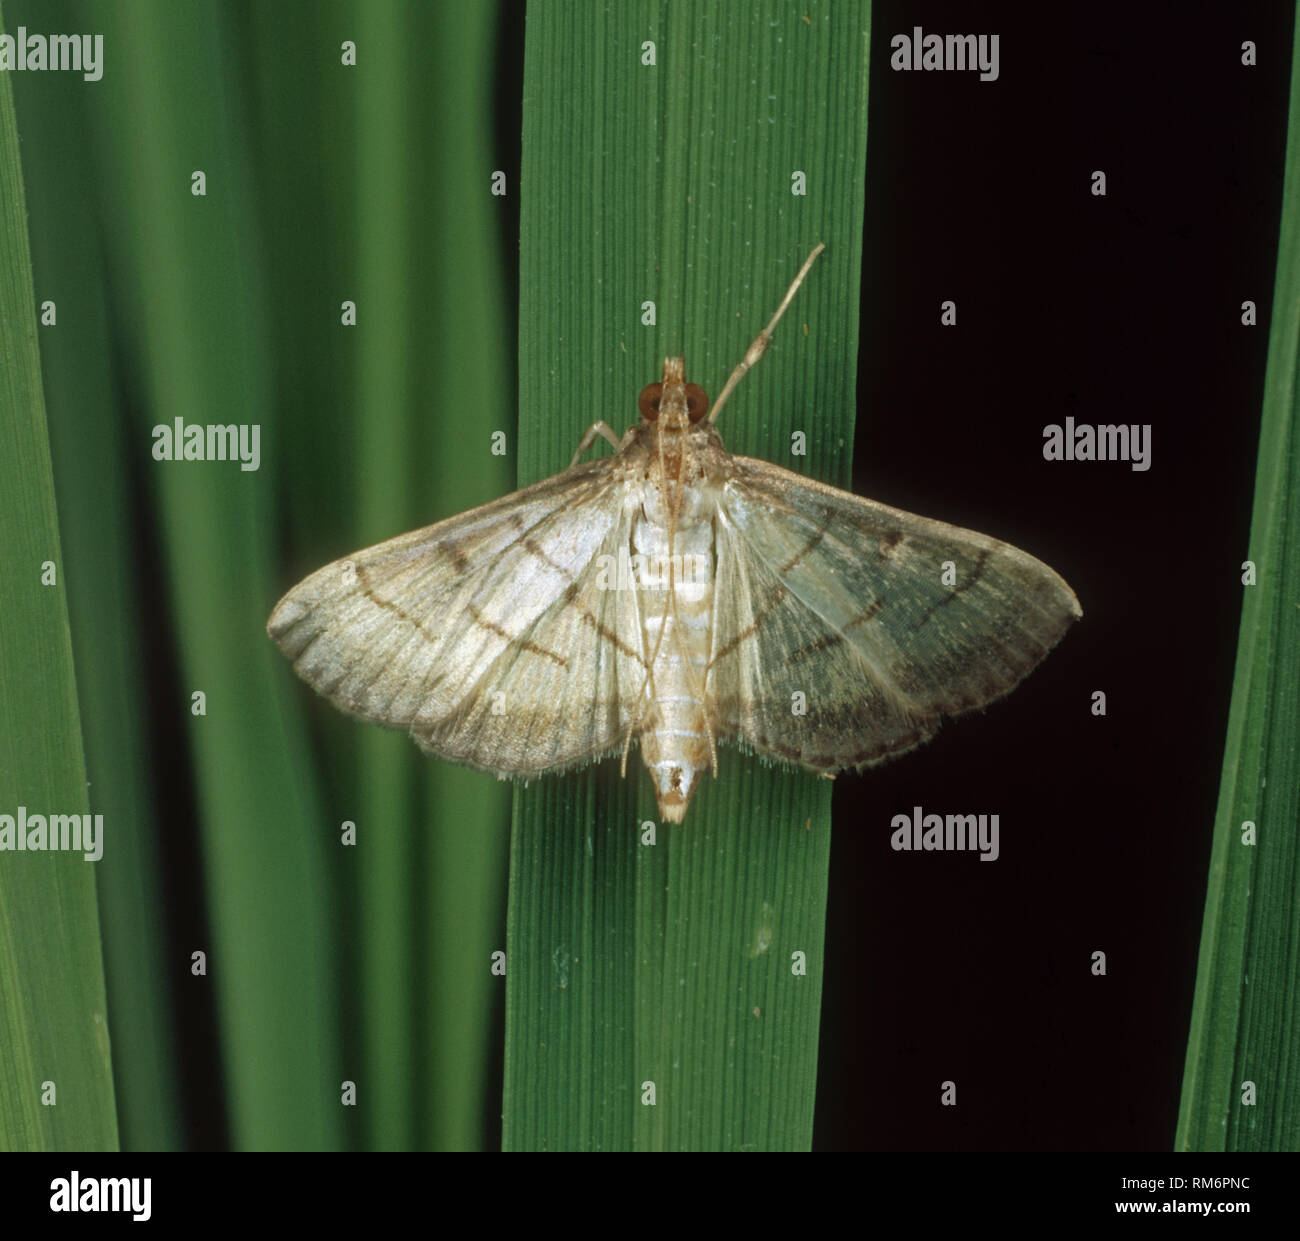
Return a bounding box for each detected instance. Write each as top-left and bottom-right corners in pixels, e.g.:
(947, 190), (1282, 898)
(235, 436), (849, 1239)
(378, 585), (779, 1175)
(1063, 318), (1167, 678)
(267, 463), (643, 775)
(710, 457), (1081, 771)
(268, 244), (1080, 823)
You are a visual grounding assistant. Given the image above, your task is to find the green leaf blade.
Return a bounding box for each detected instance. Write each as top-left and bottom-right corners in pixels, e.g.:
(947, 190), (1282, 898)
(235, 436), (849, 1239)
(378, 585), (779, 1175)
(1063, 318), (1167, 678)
(1177, 6), (1300, 1152)
(0, 0), (118, 1152)
(506, 0), (870, 1152)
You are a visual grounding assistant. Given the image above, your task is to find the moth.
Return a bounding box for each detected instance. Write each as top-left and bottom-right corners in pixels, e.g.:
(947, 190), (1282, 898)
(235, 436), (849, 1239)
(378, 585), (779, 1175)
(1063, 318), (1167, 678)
(268, 245), (1080, 823)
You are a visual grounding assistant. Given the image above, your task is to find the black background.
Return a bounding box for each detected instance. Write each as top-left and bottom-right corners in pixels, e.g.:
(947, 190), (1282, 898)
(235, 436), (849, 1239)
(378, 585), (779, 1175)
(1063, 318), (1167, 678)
(814, 1), (1293, 1150)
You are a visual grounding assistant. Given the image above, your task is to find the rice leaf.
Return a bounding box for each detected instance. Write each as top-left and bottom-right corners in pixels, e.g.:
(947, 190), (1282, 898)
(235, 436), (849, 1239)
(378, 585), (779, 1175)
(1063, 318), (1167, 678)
(0, 0), (118, 1152)
(80, 1), (343, 1150)
(504, 0), (870, 1151)
(1176, 10), (1300, 1152)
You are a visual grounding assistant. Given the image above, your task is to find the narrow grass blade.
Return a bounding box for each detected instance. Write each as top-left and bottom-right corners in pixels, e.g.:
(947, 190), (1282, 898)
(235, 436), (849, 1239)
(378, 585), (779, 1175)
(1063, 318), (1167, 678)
(403, 7), (515, 1152)
(9, 0), (185, 1151)
(81, 2), (342, 1150)
(0, 0), (118, 1151)
(1176, 8), (1300, 1152)
(505, 0), (870, 1151)
(246, 1), (514, 1150)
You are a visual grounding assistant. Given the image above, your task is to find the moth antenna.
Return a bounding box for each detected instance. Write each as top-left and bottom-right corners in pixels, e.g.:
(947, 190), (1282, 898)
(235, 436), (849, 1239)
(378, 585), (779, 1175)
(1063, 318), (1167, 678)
(709, 243), (825, 424)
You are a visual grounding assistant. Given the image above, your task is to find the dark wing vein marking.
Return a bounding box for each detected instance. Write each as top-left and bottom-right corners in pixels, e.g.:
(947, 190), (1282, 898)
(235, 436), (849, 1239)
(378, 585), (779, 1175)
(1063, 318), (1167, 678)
(877, 529), (903, 560)
(913, 547), (992, 628)
(467, 603), (568, 666)
(845, 599), (885, 629)
(709, 582), (790, 666)
(783, 630), (846, 667)
(444, 541), (471, 573)
(580, 611), (647, 664)
(523, 534), (577, 580)
(779, 512), (832, 574)
(353, 562), (442, 645)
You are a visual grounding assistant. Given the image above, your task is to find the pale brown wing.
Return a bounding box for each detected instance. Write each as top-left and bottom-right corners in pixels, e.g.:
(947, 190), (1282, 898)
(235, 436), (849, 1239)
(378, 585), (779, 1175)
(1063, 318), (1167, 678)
(707, 457), (1081, 771)
(268, 461), (648, 776)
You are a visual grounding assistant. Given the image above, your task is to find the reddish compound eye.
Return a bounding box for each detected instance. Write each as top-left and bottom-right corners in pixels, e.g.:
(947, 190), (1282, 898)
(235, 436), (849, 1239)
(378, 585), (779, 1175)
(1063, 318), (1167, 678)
(638, 382), (663, 421)
(684, 383), (710, 423)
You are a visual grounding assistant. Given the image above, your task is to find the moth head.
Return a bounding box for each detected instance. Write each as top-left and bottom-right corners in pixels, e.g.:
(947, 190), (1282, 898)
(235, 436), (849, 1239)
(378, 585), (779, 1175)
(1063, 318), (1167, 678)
(640, 357), (709, 430)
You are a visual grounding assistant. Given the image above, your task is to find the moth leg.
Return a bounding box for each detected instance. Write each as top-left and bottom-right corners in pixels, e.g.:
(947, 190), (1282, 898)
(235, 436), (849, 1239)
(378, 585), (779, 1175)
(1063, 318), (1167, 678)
(619, 680), (654, 777)
(619, 713), (637, 776)
(568, 421), (622, 468)
(620, 618), (667, 779)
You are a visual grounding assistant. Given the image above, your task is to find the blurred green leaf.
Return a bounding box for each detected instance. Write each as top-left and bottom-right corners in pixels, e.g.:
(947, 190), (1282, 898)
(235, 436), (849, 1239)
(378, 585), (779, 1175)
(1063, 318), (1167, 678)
(11, 0), (184, 1152)
(82, 1), (343, 1150)
(247, 1), (512, 1149)
(10, 0), (514, 1152)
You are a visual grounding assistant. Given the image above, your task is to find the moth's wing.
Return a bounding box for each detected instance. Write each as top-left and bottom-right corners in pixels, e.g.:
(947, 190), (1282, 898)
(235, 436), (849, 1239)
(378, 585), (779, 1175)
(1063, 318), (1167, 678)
(709, 457), (1081, 771)
(268, 461), (647, 776)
